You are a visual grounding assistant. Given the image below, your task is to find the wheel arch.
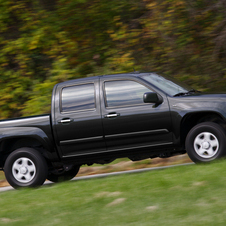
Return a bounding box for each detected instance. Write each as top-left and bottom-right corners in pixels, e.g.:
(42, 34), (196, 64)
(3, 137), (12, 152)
(180, 111), (226, 148)
(0, 136), (55, 167)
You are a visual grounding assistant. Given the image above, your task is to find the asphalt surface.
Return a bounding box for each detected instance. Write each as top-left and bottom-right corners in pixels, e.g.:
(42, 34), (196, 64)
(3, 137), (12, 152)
(0, 162), (194, 192)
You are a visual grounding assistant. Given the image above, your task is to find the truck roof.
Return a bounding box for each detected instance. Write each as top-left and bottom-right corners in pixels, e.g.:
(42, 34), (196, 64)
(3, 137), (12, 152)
(56, 71), (149, 87)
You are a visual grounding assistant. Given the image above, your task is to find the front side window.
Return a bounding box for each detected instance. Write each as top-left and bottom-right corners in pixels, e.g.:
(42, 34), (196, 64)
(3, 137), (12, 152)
(104, 80), (153, 108)
(61, 83), (95, 112)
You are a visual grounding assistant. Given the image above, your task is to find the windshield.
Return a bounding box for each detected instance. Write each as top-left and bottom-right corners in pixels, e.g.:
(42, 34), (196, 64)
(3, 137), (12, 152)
(141, 73), (190, 96)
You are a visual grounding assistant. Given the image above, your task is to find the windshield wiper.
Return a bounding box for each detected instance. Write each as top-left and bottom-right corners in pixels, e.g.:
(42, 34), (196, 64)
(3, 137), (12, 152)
(174, 89), (201, 97)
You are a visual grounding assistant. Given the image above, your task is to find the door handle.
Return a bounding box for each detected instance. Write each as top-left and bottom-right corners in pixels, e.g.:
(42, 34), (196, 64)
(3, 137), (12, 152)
(58, 118), (74, 124)
(104, 113), (120, 118)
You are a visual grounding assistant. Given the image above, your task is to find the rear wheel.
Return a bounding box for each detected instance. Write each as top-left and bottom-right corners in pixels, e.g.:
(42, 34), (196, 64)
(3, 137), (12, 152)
(4, 148), (48, 188)
(185, 122), (226, 163)
(47, 165), (80, 183)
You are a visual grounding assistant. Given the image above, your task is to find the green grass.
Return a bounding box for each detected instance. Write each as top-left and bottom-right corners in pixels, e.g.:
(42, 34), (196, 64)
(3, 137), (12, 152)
(1, 160), (226, 225)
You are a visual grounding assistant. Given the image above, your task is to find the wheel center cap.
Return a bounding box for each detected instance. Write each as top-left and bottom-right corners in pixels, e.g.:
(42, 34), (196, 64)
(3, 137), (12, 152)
(20, 167), (27, 174)
(202, 141), (210, 149)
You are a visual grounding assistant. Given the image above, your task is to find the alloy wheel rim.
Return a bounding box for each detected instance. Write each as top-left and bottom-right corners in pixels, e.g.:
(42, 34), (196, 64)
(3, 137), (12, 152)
(12, 157), (36, 183)
(194, 132), (219, 158)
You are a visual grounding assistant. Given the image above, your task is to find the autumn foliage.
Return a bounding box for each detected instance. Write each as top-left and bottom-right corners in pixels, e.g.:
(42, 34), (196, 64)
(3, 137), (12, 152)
(0, 0), (226, 118)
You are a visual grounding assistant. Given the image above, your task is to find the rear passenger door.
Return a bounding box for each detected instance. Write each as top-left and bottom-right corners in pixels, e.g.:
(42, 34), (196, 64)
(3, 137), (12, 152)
(54, 77), (105, 157)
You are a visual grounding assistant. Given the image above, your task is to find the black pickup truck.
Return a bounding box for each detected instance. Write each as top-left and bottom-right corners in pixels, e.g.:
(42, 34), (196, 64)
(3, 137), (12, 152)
(2, 72), (226, 188)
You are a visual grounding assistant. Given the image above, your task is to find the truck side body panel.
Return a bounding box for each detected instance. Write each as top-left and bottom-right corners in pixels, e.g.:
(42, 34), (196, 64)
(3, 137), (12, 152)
(52, 77), (106, 158)
(100, 75), (173, 152)
(0, 115), (58, 161)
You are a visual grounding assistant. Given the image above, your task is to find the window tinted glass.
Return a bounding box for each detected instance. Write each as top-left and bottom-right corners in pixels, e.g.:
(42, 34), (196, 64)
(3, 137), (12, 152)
(141, 73), (189, 96)
(105, 80), (152, 107)
(61, 83), (95, 112)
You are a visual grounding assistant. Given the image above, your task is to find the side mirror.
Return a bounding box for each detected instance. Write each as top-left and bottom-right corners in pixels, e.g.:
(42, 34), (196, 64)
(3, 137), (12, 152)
(143, 92), (163, 105)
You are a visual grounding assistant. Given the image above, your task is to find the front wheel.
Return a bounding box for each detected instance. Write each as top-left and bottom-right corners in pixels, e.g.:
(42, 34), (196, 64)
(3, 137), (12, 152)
(4, 148), (48, 188)
(185, 122), (226, 163)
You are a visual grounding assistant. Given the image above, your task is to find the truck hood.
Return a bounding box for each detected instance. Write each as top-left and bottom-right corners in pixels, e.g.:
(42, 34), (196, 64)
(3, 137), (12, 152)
(172, 93), (226, 102)
(167, 93), (226, 118)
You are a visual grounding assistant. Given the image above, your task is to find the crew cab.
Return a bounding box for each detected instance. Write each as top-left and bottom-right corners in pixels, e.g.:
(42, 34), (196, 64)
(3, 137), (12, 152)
(2, 72), (226, 188)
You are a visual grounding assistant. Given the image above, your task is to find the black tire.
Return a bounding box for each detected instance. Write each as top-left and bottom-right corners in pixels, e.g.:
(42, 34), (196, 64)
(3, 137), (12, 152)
(4, 148), (48, 189)
(185, 122), (226, 163)
(47, 165), (80, 183)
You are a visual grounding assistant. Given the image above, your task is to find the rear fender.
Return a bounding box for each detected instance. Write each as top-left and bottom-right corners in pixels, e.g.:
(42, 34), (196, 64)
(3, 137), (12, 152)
(0, 127), (59, 161)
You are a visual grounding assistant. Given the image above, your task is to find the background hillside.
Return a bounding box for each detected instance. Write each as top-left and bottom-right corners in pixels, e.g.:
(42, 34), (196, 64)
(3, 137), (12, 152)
(0, 0), (226, 118)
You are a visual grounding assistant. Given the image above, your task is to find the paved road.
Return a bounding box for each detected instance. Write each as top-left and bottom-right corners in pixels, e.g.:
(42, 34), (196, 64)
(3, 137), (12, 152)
(0, 162), (194, 192)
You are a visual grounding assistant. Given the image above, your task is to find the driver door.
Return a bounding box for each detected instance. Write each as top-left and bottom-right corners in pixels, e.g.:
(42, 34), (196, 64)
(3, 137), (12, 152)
(100, 77), (172, 151)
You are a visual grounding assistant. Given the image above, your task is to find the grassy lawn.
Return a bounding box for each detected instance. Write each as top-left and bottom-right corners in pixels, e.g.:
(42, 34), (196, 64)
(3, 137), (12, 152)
(1, 160), (226, 225)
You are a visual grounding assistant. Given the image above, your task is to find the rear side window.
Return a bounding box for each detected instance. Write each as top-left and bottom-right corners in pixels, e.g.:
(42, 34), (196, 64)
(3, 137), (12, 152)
(104, 80), (153, 108)
(61, 83), (95, 112)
